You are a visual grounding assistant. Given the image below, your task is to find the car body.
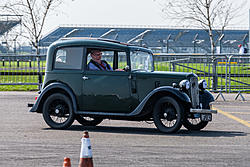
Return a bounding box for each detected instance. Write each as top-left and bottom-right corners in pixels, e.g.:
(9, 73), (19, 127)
(29, 38), (217, 133)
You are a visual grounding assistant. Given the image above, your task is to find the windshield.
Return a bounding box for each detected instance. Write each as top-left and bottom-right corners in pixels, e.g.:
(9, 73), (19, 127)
(130, 50), (153, 72)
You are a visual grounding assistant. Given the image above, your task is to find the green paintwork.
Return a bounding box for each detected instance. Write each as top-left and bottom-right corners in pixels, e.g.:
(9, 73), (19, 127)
(81, 71), (136, 113)
(134, 71), (196, 101)
(42, 38), (197, 113)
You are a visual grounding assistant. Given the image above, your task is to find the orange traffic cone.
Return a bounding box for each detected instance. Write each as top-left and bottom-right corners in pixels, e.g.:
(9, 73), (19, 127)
(63, 157), (71, 167)
(78, 131), (94, 167)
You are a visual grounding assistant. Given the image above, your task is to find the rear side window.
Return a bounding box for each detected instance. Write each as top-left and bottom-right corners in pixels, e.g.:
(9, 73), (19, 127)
(54, 47), (83, 70)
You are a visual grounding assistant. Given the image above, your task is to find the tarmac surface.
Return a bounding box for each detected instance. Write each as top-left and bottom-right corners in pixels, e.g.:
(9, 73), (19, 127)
(0, 91), (249, 167)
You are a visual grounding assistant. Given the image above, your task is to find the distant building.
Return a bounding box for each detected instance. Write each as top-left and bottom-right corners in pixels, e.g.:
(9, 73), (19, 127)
(40, 25), (249, 54)
(0, 15), (21, 53)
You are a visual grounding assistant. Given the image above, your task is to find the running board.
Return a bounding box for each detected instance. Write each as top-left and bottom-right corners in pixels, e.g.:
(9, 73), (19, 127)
(76, 111), (135, 116)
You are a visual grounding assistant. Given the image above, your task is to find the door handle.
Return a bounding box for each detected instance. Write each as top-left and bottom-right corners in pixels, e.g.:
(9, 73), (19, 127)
(82, 76), (89, 80)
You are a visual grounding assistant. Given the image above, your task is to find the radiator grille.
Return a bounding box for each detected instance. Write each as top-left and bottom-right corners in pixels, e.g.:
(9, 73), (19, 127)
(190, 77), (199, 108)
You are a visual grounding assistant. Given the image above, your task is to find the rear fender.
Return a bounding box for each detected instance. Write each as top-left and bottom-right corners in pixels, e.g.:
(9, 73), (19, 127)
(29, 82), (77, 113)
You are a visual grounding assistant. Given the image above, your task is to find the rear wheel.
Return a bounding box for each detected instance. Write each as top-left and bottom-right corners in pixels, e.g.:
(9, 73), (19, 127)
(42, 93), (75, 129)
(75, 115), (103, 126)
(153, 96), (183, 133)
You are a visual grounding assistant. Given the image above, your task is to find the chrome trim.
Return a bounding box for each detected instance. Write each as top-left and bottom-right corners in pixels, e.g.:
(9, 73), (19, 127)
(190, 77), (199, 108)
(190, 108), (217, 114)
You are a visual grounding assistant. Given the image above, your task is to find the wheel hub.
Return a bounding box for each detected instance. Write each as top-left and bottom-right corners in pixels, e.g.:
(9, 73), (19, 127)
(164, 108), (176, 121)
(54, 105), (64, 116)
(55, 109), (60, 114)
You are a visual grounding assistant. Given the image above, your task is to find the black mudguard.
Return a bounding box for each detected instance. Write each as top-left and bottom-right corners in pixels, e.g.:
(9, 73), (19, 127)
(29, 82), (77, 113)
(199, 89), (214, 109)
(131, 86), (191, 116)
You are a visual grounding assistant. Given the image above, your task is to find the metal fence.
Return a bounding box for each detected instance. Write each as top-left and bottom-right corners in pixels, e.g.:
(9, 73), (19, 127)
(0, 53), (249, 95)
(154, 53), (250, 99)
(0, 54), (46, 89)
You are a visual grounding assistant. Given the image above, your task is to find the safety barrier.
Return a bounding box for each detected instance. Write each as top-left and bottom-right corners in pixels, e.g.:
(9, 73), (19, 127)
(154, 53), (250, 96)
(0, 53), (249, 96)
(0, 54), (46, 89)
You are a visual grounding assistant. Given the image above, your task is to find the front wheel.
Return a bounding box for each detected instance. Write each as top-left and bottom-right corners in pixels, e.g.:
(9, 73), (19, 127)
(75, 115), (103, 126)
(182, 118), (208, 131)
(42, 93), (75, 129)
(153, 96), (183, 133)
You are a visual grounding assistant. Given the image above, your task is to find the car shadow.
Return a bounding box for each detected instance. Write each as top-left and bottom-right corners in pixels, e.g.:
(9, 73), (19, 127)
(43, 125), (247, 137)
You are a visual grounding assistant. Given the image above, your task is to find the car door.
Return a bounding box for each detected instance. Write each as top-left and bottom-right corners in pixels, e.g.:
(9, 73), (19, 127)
(80, 49), (136, 113)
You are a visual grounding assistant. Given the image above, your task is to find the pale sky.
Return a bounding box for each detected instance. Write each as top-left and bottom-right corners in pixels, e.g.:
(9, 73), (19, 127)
(43, 0), (250, 35)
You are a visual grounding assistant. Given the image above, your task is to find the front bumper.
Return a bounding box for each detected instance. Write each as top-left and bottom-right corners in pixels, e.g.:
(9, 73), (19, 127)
(190, 108), (217, 114)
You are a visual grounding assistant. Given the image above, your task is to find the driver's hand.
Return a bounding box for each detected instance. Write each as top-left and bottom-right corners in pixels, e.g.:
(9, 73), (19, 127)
(115, 69), (124, 71)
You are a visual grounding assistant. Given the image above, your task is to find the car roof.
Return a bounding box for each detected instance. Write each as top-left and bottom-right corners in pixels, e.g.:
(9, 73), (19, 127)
(48, 37), (150, 51)
(51, 37), (136, 49)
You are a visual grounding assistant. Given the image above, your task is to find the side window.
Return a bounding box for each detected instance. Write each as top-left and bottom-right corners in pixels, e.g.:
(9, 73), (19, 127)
(86, 48), (127, 71)
(118, 51), (127, 69)
(100, 50), (114, 67)
(54, 47), (83, 70)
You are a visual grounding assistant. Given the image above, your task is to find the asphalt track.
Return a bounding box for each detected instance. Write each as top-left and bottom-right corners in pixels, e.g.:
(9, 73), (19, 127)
(0, 91), (249, 167)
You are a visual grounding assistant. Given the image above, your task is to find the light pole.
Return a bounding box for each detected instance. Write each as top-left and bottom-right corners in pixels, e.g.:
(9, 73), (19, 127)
(193, 34), (198, 53)
(166, 34), (171, 53)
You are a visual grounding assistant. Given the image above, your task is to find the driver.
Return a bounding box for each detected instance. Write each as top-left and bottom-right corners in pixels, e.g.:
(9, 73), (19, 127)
(87, 50), (113, 71)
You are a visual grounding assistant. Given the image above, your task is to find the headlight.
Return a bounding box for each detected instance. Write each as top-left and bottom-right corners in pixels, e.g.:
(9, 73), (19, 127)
(179, 80), (190, 90)
(198, 79), (207, 89)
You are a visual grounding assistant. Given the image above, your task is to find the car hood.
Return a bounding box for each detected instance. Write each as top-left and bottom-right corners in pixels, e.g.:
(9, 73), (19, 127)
(133, 71), (197, 80)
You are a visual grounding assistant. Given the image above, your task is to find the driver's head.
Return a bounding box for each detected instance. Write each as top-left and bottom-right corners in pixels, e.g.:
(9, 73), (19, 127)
(90, 50), (102, 62)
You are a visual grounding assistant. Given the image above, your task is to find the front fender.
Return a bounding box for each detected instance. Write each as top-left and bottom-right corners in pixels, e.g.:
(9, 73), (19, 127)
(29, 82), (77, 113)
(129, 86), (191, 116)
(199, 89), (215, 109)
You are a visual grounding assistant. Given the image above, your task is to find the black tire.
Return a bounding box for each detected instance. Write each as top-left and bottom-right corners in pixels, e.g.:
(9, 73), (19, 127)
(183, 104), (210, 131)
(75, 115), (103, 126)
(153, 96), (183, 133)
(42, 93), (75, 129)
(182, 118), (208, 131)
(183, 90), (213, 131)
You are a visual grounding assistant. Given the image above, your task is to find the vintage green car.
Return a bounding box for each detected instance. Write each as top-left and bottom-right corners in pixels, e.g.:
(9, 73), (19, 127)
(29, 38), (217, 133)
